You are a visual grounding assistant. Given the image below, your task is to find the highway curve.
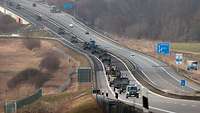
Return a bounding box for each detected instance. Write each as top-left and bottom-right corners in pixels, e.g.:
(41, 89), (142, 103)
(3, 0), (200, 112)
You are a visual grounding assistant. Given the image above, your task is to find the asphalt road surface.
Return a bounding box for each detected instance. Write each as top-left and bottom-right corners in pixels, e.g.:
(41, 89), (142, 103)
(3, 0), (200, 112)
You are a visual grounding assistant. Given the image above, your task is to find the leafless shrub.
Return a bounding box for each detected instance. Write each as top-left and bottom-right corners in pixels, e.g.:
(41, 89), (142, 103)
(39, 52), (60, 72)
(7, 68), (50, 89)
(23, 39), (41, 50)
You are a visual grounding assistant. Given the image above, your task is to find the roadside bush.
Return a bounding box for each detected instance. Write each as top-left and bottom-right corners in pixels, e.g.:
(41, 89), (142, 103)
(7, 68), (50, 89)
(23, 39), (41, 50)
(39, 52), (60, 72)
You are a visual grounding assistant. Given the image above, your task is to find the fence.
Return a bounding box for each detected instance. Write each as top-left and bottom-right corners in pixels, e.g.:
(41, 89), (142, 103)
(4, 88), (43, 113)
(96, 95), (143, 113)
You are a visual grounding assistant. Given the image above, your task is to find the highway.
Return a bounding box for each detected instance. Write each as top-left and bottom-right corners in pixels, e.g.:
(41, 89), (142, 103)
(3, 0), (200, 112)
(15, 0), (200, 95)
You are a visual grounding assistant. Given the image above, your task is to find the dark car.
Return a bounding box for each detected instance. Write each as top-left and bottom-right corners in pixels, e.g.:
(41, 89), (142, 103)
(32, 3), (36, 7)
(85, 31), (89, 35)
(16, 4), (21, 9)
(58, 28), (65, 35)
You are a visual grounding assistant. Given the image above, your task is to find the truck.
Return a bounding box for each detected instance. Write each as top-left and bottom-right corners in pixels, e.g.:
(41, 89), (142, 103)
(105, 65), (116, 75)
(83, 40), (97, 50)
(102, 55), (111, 64)
(187, 60), (198, 71)
(32, 3), (36, 7)
(50, 5), (61, 13)
(36, 15), (42, 21)
(99, 51), (108, 59)
(113, 77), (129, 92)
(109, 70), (123, 87)
(91, 46), (104, 54)
(16, 4), (21, 9)
(126, 84), (140, 98)
(57, 28), (65, 35)
(70, 35), (78, 43)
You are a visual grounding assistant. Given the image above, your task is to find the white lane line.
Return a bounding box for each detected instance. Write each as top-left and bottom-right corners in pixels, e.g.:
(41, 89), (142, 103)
(97, 54), (176, 113)
(69, 10), (198, 92)
(70, 10), (198, 92)
(112, 53), (200, 102)
(139, 54), (198, 91)
(15, 0), (200, 109)
(111, 53), (200, 104)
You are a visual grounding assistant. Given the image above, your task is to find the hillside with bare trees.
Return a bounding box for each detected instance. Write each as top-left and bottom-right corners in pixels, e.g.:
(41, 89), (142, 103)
(49, 0), (200, 41)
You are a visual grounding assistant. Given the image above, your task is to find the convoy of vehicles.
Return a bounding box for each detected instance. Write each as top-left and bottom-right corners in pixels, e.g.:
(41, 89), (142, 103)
(81, 39), (140, 98)
(6, 0), (140, 101)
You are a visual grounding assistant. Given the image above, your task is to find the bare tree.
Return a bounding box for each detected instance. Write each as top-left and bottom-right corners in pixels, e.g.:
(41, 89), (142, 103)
(23, 39), (41, 50)
(39, 52), (60, 72)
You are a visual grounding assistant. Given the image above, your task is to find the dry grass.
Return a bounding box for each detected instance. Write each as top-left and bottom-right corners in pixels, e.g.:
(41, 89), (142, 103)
(0, 38), (90, 112)
(18, 84), (103, 113)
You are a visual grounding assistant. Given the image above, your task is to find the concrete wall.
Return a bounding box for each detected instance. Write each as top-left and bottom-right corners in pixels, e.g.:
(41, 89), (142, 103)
(0, 5), (29, 25)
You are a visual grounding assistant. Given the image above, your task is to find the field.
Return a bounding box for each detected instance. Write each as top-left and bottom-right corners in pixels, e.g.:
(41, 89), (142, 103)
(172, 43), (200, 53)
(0, 38), (90, 112)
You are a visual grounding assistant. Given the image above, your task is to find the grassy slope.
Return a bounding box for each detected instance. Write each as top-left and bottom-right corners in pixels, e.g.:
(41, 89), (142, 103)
(18, 87), (103, 113)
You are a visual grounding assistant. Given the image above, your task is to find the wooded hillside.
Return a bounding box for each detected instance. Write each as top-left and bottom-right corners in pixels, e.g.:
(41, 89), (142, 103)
(49, 0), (200, 41)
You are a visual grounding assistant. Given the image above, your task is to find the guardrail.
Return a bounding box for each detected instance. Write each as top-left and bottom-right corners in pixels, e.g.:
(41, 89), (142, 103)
(96, 95), (143, 113)
(3, 3), (200, 113)
(116, 53), (200, 101)
(0, 35), (95, 111)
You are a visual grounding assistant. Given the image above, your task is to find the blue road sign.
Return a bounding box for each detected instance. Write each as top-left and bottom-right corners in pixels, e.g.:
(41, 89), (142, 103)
(180, 80), (186, 87)
(156, 42), (170, 56)
(64, 3), (74, 10)
(176, 54), (183, 65)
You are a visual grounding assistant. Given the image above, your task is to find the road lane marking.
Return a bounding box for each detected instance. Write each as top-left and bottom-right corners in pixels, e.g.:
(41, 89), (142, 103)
(15, 1), (200, 108)
(100, 54), (176, 113)
(139, 54), (199, 91)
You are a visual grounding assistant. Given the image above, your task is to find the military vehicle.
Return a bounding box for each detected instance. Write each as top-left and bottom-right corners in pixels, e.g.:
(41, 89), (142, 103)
(32, 3), (36, 7)
(16, 4), (21, 9)
(36, 15), (42, 21)
(57, 28), (65, 35)
(126, 84), (140, 98)
(70, 35), (78, 43)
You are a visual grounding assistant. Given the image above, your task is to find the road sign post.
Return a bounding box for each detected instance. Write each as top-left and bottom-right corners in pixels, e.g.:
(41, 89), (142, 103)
(142, 87), (149, 112)
(143, 96), (149, 111)
(180, 80), (186, 87)
(175, 53), (183, 72)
